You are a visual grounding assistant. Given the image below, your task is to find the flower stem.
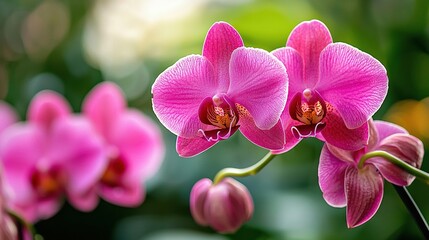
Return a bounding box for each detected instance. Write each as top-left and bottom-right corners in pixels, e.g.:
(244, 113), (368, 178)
(8, 210), (43, 240)
(358, 150), (429, 184)
(393, 185), (429, 239)
(213, 152), (277, 185)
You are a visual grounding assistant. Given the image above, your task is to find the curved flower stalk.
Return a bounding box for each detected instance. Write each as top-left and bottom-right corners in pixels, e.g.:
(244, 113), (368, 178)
(318, 120), (424, 228)
(152, 21), (288, 157)
(82, 82), (165, 207)
(190, 178), (253, 233)
(272, 20), (388, 152)
(0, 91), (106, 222)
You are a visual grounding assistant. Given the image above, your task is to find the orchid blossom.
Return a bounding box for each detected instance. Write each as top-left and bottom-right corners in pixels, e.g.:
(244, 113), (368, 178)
(152, 21), (288, 157)
(82, 82), (164, 207)
(272, 20), (388, 152)
(0, 91), (106, 222)
(318, 120), (424, 228)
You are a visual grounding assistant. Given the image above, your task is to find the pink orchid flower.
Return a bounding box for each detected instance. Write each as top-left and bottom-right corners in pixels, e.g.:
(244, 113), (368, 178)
(0, 101), (18, 135)
(272, 20), (388, 152)
(82, 82), (164, 207)
(152, 21), (288, 157)
(190, 178), (253, 233)
(0, 91), (106, 222)
(318, 120), (424, 228)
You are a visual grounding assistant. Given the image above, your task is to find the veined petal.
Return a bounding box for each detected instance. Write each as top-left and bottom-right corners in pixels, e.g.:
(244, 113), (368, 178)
(99, 181), (144, 207)
(373, 120), (407, 143)
(48, 117), (106, 195)
(228, 47), (288, 130)
(318, 145), (348, 207)
(237, 104), (284, 150)
(369, 133), (424, 186)
(152, 55), (218, 138)
(82, 82), (126, 140)
(176, 136), (217, 158)
(0, 101), (18, 134)
(320, 105), (369, 150)
(27, 90), (71, 131)
(345, 166), (383, 228)
(109, 110), (165, 182)
(317, 43), (388, 129)
(272, 112), (302, 154)
(286, 20), (332, 86)
(271, 47), (305, 96)
(203, 21), (244, 92)
(0, 123), (45, 205)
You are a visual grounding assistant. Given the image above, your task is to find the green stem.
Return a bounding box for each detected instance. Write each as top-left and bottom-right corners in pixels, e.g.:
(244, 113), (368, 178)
(213, 152), (277, 185)
(359, 150), (429, 184)
(8, 210), (43, 240)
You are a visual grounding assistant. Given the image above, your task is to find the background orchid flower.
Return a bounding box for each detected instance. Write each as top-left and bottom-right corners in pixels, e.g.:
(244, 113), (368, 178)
(272, 20), (388, 152)
(0, 91), (106, 222)
(190, 178), (253, 233)
(318, 120), (424, 228)
(83, 82), (164, 207)
(0, 101), (18, 135)
(152, 21), (288, 157)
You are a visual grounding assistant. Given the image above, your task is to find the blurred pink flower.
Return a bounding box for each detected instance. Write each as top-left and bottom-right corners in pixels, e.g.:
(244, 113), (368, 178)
(0, 101), (18, 135)
(152, 21), (288, 157)
(190, 178), (253, 233)
(0, 91), (106, 222)
(318, 120), (424, 228)
(0, 166), (18, 240)
(82, 82), (164, 207)
(272, 20), (388, 152)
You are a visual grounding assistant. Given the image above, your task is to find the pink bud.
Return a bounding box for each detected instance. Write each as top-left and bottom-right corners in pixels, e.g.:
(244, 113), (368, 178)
(190, 178), (253, 233)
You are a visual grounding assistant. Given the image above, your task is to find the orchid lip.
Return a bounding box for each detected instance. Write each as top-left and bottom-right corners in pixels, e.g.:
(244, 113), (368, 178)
(291, 121), (326, 139)
(198, 94), (239, 141)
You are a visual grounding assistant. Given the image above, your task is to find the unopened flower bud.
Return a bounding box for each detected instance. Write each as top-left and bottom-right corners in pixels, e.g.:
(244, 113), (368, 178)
(190, 178), (253, 233)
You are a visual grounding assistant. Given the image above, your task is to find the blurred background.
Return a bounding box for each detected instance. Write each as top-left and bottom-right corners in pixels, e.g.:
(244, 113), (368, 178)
(1, 0), (429, 239)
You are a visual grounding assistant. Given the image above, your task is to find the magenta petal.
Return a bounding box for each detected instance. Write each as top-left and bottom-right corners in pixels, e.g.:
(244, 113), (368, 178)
(271, 47), (305, 95)
(318, 145), (347, 207)
(82, 82), (126, 140)
(286, 20), (332, 85)
(317, 43), (388, 129)
(110, 110), (164, 182)
(345, 166), (384, 228)
(0, 123), (45, 205)
(238, 113), (285, 150)
(152, 55), (218, 138)
(373, 120), (407, 143)
(321, 107), (369, 150)
(0, 101), (18, 134)
(370, 133), (424, 186)
(228, 47), (288, 130)
(272, 113), (302, 154)
(27, 91), (71, 131)
(67, 187), (99, 212)
(176, 136), (217, 158)
(99, 181), (144, 207)
(190, 178), (212, 226)
(48, 117), (106, 195)
(203, 21), (244, 92)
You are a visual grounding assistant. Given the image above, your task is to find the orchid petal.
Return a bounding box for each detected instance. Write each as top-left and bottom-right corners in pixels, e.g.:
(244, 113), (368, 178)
(317, 43), (388, 129)
(345, 166), (383, 228)
(176, 136), (217, 158)
(82, 82), (126, 140)
(27, 91), (71, 131)
(272, 112), (302, 154)
(49, 117), (106, 195)
(0, 123), (45, 205)
(109, 110), (164, 182)
(373, 120), (407, 143)
(271, 47), (305, 97)
(320, 106), (369, 150)
(237, 106), (284, 150)
(152, 55), (218, 138)
(67, 187), (99, 212)
(369, 133), (424, 186)
(318, 145), (348, 207)
(286, 20), (332, 86)
(228, 47), (288, 130)
(203, 21), (243, 92)
(99, 181), (144, 207)
(0, 101), (18, 134)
